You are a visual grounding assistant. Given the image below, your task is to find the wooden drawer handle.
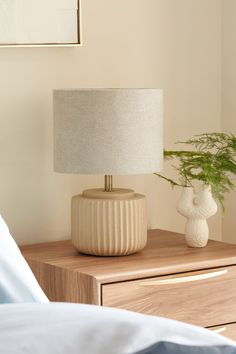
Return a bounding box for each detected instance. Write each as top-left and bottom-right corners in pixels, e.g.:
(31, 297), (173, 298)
(140, 270), (228, 286)
(212, 327), (226, 334)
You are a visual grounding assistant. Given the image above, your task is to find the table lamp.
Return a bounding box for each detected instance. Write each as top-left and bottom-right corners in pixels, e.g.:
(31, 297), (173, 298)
(53, 89), (163, 256)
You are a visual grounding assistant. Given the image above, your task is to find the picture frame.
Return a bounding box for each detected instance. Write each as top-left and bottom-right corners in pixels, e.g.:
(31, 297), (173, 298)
(0, 0), (82, 47)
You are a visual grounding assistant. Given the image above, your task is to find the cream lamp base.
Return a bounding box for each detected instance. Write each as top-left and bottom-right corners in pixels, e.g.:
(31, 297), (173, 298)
(71, 188), (147, 256)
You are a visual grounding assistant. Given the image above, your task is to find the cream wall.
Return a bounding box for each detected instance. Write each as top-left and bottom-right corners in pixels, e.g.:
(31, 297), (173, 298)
(222, 0), (236, 243)
(0, 0), (222, 245)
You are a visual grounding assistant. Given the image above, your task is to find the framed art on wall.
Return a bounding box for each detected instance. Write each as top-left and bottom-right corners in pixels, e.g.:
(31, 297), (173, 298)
(0, 0), (81, 47)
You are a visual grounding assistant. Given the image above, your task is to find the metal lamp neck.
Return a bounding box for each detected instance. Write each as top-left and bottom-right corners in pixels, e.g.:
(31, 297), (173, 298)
(104, 175), (113, 192)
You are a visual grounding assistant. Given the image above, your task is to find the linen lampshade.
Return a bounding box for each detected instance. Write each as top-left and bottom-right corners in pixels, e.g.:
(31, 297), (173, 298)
(53, 88), (163, 256)
(53, 89), (163, 175)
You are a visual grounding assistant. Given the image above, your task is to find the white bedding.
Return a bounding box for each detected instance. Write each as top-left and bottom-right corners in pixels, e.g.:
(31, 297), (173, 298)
(0, 215), (48, 303)
(0, 302), (235, 354)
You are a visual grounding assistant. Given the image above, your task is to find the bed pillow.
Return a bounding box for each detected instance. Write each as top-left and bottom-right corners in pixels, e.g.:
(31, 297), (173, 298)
(0, 214), (49, 303)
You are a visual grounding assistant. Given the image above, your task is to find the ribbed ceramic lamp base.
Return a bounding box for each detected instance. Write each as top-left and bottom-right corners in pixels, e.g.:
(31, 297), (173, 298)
(71, 188), (147, 256)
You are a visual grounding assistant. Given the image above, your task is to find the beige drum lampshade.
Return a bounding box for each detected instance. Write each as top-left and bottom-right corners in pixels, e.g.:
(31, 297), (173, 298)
(53, 88), (163, 256)
(53, 89), (163, 175)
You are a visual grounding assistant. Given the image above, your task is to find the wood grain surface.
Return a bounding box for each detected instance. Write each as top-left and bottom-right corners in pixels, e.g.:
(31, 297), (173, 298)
(21, 229), (236, 284)
(26, 258), (101, 304)
(209, 323), (236, 341)
(102, 265), (236, 327)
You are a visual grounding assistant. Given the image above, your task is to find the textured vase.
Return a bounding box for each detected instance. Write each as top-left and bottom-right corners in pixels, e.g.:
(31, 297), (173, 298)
(176, 186), (217, 248)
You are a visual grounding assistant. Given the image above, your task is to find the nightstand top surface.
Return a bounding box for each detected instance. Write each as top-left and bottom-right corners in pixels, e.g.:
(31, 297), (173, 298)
(21, 229), (236, 283)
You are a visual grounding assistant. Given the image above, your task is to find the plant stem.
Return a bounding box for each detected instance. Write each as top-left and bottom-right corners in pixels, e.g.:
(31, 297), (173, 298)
(154, 173), (187, 188)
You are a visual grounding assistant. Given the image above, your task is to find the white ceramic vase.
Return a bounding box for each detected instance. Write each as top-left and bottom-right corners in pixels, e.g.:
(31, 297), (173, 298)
(176, 186), (218, 247)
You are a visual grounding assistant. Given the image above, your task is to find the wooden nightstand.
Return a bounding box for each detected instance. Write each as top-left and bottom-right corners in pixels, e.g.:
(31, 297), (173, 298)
(21, 229), (236, 341)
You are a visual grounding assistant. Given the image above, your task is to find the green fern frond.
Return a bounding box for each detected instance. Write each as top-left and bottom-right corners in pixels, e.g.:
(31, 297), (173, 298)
(155, 133), (236, 211)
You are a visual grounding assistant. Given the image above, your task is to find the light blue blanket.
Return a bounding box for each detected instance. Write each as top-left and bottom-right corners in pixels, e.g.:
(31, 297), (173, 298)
(0, 302), (235, 354)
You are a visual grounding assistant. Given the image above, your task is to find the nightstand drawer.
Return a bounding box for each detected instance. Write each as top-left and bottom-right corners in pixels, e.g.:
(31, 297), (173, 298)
(210, 323), (236, 341)
(102, 266), (236, 327)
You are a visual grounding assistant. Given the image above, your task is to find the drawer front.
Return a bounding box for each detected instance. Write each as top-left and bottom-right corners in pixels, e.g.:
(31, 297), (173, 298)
(210, 323), (236, 341)
(102, 266), (236, 327)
